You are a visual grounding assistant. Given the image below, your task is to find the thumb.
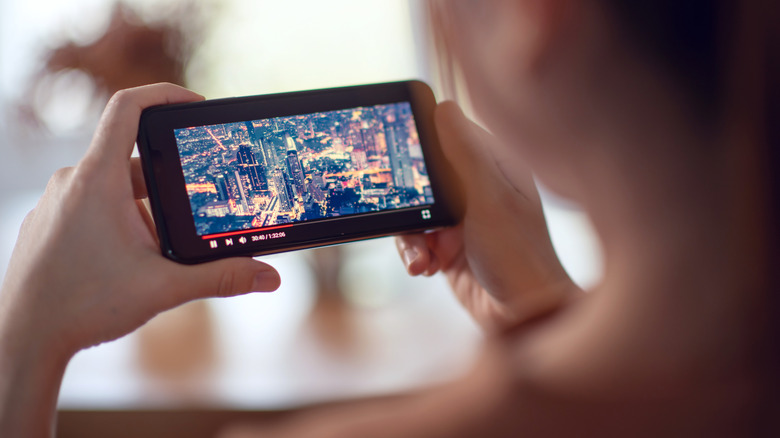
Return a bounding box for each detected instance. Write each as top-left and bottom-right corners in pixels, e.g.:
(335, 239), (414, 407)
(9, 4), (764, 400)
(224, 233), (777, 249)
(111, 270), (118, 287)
(161, 258), (281, 306)
(434, 101), (497, 185)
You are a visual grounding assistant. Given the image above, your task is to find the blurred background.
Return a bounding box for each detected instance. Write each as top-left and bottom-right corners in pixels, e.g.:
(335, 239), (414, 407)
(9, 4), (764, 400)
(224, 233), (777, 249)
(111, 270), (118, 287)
(0, 0), (602, 425)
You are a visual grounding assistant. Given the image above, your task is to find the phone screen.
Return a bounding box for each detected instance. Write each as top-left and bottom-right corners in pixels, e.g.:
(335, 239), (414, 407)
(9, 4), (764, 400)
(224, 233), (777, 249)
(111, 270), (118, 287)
(173, 101), (435, 247)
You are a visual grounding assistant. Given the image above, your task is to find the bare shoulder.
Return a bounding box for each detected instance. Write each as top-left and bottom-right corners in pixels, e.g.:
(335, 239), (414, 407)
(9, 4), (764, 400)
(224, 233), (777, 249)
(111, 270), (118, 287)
(486, 295), (776, 437)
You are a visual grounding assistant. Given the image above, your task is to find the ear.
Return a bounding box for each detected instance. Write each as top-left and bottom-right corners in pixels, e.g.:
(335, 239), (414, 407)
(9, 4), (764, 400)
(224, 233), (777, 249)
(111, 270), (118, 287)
(433, 0), (583, 136)
(507, 0), (578, 72)
(433, 0), (574, 67)
(446, 0), (577, 79)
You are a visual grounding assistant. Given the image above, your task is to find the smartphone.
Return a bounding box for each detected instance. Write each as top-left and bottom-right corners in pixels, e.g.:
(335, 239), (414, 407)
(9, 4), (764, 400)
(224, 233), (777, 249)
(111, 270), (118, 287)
(137, 80), (461, 264)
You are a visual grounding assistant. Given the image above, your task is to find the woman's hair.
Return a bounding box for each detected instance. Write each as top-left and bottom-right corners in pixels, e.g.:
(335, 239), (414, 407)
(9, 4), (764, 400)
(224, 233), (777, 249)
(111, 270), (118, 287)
(604, 1), (724, 116)
(767, 6), (780, 382)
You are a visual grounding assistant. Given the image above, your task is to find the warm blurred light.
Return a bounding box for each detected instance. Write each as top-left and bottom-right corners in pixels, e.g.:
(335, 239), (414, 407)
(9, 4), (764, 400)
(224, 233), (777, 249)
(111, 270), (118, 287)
(0, 0), (116, 102)
(31, 69), (98, 133)
(1, 0), (418, 129)
(185, 0), (418, 97)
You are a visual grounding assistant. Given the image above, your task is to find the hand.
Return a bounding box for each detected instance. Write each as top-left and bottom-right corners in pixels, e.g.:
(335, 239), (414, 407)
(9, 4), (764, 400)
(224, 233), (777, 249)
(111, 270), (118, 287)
(0, 83), (280, 437)
(1, 83), (281, 354)
(396, 102), (577, 332)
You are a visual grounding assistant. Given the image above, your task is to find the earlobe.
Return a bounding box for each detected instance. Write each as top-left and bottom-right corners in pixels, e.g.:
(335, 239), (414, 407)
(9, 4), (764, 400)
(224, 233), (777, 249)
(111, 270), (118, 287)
(537, 0), (577, 33)
(514, 0), (578, 71)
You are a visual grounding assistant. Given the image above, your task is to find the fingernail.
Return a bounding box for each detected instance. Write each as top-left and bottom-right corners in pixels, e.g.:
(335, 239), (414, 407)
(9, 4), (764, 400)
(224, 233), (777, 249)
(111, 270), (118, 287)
(403, 247), (419, 267)
(252, 270), (280, 292)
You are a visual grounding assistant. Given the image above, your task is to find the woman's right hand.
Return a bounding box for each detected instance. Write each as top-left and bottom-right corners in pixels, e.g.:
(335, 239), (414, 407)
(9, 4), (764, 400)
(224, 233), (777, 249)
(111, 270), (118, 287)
(396, 102), (577, 332)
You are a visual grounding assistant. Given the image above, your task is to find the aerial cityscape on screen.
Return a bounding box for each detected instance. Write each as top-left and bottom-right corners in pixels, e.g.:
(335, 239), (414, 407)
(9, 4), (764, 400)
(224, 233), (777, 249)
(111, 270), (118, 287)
(174, 102), (434, 237)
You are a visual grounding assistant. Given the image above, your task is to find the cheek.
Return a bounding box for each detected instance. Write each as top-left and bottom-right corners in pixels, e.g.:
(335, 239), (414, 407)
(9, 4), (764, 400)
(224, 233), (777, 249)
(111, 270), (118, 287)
(447, 1), (517, 97)
(461, 60), (535, 161)
(463, 69), (572, 197)
(452, 23), (534, 143)
(446, 2), (567, 189)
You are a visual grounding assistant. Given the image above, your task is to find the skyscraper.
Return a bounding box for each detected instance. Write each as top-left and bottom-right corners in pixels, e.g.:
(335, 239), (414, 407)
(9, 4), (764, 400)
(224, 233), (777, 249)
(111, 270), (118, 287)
(244, 121), (268, 167)
(233, 169), (250, 213)
(307, 174), (327, 203)
(303, 194), (323, 220)
(272, 169), (293, 212)
(398, 141), (415, 189)
(284, 133), (297, 152)
(285, 135), (307, 200)
(237, 144), (267, 191)
(362, 174), (373, 190)
(385, 121), (417, 190)
(361, 126), (378, 157)
(213, 174), (229, 201)
(385, 124), (411, 189)
(283, 171), (295, 206)
(257, 137), (273, 169)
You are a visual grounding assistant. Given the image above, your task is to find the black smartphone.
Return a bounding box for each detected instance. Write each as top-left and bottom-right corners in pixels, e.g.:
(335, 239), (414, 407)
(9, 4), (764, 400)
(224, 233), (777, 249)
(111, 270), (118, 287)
(137, 80), (461, 264)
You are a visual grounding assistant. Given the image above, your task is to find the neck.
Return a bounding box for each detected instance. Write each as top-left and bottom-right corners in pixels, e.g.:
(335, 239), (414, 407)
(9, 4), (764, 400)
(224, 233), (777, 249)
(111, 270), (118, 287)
(587, 121), (734, 291)
(560, 29), (771, 304)
(574, 68), (772, 375)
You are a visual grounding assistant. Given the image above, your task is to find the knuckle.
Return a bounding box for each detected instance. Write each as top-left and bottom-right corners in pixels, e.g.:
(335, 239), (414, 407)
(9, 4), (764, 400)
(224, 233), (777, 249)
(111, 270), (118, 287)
(50, 166), (75, 183)
(217, 270), (239, 297)
(19, 208), (37, 230)
(45, 167), (76, 193)
(67, 166), (96, 196)
(109, 88), (131, 105)
(106, 89), (138, 115)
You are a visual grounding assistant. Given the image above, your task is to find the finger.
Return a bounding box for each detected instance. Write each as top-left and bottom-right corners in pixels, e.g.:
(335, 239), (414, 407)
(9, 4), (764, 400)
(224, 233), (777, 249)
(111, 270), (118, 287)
(396, 234), (433, 276)
(423, 232), (442, 276)
(437, 102), (540, 201)
(130, 157), (148, 199)
(422, 225), (465, 275)
(160, 258), (281, 308)
(85, 83), (204, 167)
(135, 199), (158, 243)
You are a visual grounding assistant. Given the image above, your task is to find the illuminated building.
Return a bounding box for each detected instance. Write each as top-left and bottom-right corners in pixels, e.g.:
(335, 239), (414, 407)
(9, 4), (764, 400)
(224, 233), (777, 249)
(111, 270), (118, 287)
(244, 121), (269, 167)
(213, 174), (229, 200)
(362, 126), (378, 157)
(303, 194), (323, 220)
(285, 136), (307, 200)
(385, 124), (409, 189)
(237, 143), (268, 191)
(284, 133), (297, 152)
(233, 169), (250, 213)
(175, 101), (433, 236)
(272, 169), (293, 212)
(198, 201), (231, 217)
(362, 174), (373, 189)
(307, 174), (327, 202)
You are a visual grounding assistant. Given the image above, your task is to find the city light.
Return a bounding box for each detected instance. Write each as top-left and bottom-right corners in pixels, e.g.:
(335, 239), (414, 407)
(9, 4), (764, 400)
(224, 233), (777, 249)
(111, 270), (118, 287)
(174, 102), (435, 237)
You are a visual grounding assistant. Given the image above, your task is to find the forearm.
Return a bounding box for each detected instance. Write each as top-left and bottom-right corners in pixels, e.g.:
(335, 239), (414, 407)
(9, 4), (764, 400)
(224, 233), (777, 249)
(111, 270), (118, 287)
(0, 298), (71, 438)
(220, 342), (523, 438)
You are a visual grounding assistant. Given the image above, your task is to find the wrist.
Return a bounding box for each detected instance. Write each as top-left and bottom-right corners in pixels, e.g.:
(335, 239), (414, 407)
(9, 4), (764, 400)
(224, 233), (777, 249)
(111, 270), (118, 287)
(0, 291), (74, 438)
(498, 273), (581, 332)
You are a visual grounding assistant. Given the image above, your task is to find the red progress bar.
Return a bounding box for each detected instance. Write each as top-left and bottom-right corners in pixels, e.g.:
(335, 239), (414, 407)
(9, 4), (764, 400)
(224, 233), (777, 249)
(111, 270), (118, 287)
(202, 224), (294, 240)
